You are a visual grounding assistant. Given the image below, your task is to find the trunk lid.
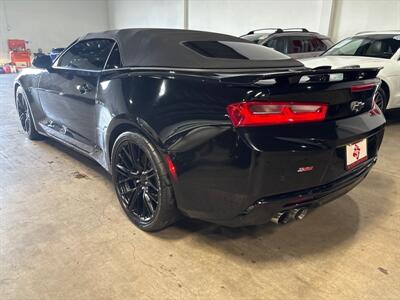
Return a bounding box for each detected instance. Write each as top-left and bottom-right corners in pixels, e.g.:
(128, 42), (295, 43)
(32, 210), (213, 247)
(219, 67), (381, 121)
(219, 67), (384, 197)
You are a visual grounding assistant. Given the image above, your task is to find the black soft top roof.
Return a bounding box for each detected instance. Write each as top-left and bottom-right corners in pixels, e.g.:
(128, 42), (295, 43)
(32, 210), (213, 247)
(80, 28), (303, 69)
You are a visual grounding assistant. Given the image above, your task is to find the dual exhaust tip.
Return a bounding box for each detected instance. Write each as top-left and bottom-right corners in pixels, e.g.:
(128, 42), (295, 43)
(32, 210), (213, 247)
(271, 208), (308, 225)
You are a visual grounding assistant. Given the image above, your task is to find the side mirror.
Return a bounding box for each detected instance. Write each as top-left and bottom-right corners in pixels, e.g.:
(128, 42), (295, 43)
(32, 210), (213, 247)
(32, 54), (53, 70)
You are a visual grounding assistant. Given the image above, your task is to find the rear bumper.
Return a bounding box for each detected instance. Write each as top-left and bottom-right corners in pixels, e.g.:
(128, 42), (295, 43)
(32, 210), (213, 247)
(211, 157), (376, 227)
(172, 110), (385, 226)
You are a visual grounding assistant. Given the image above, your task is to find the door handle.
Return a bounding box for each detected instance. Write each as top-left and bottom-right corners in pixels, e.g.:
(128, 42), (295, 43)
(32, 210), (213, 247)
(76, 83), (91, 94)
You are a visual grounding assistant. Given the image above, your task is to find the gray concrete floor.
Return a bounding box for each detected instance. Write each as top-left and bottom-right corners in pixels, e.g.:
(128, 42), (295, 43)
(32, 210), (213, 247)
(0, 73), (399, 299)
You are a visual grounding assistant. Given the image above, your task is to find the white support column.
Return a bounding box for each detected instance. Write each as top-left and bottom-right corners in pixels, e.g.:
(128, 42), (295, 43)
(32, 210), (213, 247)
(318, 0), (335, 38)
(183, 0), (189, 29)
(0, 0), (10, 63)
(327, 0), (339, 41)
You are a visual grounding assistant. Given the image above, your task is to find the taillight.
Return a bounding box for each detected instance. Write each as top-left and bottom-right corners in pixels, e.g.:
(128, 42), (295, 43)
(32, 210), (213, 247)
(226, 101), (328, 127)
(351, 83), (376, 93)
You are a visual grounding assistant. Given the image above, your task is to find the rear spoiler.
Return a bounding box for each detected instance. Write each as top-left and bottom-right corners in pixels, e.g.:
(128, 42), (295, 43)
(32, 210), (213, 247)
(218, 67), (382, 86)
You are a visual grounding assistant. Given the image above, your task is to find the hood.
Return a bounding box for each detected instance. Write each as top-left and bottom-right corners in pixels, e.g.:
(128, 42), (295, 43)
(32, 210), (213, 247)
(299, 55), (388, 69)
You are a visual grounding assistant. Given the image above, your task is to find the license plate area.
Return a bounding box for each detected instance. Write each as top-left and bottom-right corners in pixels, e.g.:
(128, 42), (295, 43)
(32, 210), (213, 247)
(346, 139), (368, 170)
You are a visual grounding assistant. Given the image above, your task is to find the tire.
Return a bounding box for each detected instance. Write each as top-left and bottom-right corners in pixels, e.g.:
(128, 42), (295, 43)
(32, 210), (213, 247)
(374, 87), (388, 113)
(111, 131), (179, 231)
(15, 86), (41, 140)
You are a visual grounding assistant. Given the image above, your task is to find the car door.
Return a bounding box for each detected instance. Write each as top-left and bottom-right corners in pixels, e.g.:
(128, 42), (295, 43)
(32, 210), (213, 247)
(38, 39), (115, 153)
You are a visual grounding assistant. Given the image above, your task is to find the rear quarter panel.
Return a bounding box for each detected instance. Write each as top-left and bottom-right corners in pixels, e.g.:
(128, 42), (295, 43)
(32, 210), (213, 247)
(98, 70), (252, 216)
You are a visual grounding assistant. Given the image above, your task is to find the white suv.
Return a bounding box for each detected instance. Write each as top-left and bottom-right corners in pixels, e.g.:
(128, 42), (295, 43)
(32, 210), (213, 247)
(300, 31), (400, 111)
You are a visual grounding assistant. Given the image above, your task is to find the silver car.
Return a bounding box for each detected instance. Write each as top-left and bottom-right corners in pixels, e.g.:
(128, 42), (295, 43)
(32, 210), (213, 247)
(241, 28), (333, 59)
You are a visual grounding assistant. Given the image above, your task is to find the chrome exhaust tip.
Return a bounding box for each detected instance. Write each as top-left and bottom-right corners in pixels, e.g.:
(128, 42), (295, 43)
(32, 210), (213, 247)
(271, 211), (291, 225)
(290, 208), (308, 220)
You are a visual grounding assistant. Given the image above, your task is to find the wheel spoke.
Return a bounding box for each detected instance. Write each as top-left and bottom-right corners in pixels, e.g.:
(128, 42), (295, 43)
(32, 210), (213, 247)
(17, 99), (25, 112)
(128, 142), (137, 160)
(19, 112), (26, 122)
(127, 188), (140, 210)
(130, 143), (140, 164)
(118, 152), (131, 170)
(147, 181), (159, 192)
(142, 168), (154, 175)
(131, 171), (141, 179)
(374, 90), (386, 111)
(121, 145), (134, 168)
(118, 177), (132, 184)
(116, 164), (130, 177)
(24, 117), (30, 132)
(376, 97), (383, 109)
(141, 154), (148, 170)
(133, 160), (143, 172)
(146, 173), (156, 180)
(147, 192), (159, 204)
(122, 186), (137, 196)
(143, 193), (154, 215)
(131, 145), (144, 172)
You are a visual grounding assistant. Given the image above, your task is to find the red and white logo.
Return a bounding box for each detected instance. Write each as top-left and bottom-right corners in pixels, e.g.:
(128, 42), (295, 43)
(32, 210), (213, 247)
(297, 166), (314, 173)
(346, 139), (368, 169)
(353, 144), (361, 160)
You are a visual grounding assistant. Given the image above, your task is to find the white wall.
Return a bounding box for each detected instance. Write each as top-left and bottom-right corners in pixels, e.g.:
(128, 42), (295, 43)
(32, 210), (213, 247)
(188, 0), (332, 36)
(106, 0), (400, 42)
(107, 0), (333, 36)
(108, 0), (184, 30)
(0, 0), (109, 63)
(1, 0), (399, 64)
(332, 0), (400, 41)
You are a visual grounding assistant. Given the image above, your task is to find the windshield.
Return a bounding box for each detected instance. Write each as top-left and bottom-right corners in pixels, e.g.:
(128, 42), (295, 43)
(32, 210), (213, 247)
(323, 35), (400, 59)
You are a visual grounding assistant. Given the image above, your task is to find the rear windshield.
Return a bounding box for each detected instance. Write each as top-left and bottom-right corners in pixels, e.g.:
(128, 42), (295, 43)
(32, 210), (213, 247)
(183, 41), (289, 60)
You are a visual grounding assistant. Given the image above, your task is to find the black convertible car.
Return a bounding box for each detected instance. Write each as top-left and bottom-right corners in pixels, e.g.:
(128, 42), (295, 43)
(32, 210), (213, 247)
(15, 29), (385, 231)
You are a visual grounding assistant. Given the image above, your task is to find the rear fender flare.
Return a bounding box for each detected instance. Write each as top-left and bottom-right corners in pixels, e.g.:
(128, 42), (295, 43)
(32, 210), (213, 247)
(105, 115), (164, 171)
(14, 82), (40, 132)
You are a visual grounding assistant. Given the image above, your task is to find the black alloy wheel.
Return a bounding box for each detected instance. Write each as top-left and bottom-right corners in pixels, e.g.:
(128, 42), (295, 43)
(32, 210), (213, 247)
(111, 132), (179, 231)
(16, 92), (30, 132)
(15, 86), (41, 140)
(116, 141), (160, 222)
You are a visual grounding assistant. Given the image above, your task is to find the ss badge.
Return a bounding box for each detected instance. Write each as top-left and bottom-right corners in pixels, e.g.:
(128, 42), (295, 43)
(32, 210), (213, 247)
(350, 101), (365, 113)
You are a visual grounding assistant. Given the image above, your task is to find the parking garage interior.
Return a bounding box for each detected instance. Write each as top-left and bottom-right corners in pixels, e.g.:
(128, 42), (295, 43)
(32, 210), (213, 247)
(0, 1), (399, 299)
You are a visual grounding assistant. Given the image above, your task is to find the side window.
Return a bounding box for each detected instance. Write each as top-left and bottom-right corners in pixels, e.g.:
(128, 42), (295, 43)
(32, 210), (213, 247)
(265, 39), (276, 49)
(105, 44), (122, 69)
(286, 37), (329, 53)
(364, 39), (399, 58)
(58, 39), (114, 70)
(287, 37), (304, 54)
(308, 37), (328, 52)
(264, 37), (286, 53)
